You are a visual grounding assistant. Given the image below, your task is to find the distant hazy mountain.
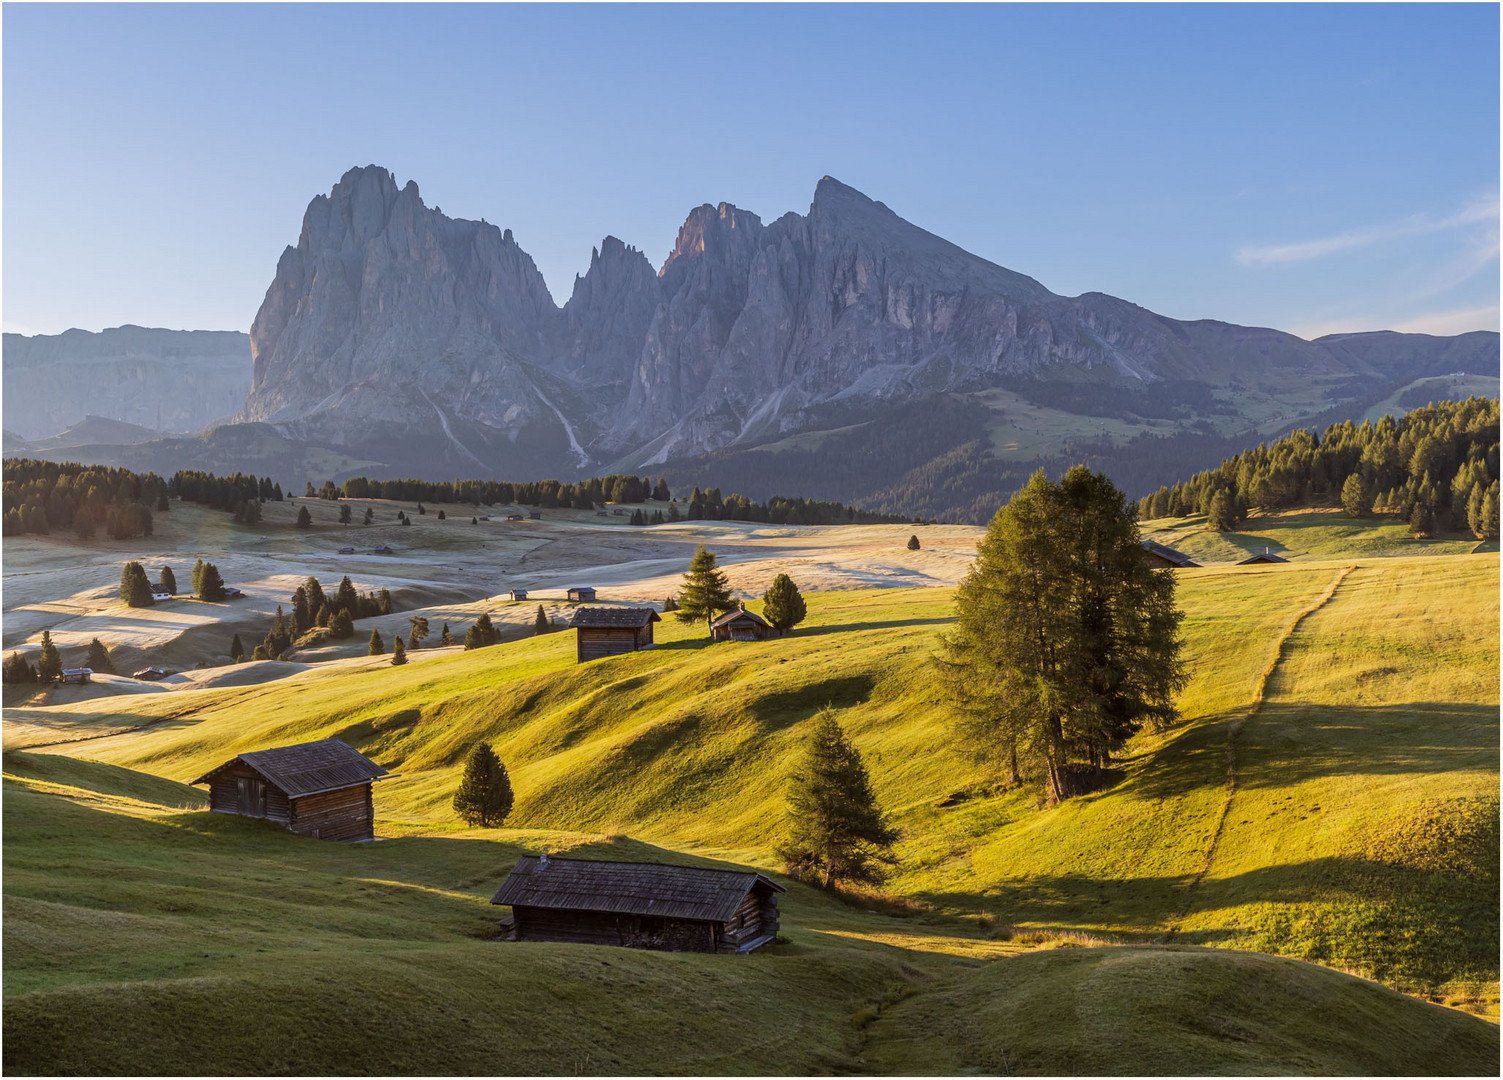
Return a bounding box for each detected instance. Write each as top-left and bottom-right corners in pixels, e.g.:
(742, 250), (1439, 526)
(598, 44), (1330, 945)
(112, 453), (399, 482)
(10, 167), (1496, 519)
(2, 325), (250, 440)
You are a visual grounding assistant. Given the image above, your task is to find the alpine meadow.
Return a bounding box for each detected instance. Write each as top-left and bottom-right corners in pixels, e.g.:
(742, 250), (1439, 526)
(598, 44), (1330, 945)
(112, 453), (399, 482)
(4, 4), (1500, 1076)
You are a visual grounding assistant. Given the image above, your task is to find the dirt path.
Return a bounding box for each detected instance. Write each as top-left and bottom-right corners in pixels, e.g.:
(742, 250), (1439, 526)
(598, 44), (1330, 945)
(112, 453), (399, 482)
(1157, 563), (1357, 941)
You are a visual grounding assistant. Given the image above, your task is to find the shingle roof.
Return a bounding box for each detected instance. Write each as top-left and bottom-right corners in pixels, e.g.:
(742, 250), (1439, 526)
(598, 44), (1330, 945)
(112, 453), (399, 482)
(490, 855), (783, 923)
(1236, 550), (1289, 565)
(568, 606), (660, 629)
(1141, 539), (1200, 568)
(709, 607), (771, 630)
(190, 737), (388, 797)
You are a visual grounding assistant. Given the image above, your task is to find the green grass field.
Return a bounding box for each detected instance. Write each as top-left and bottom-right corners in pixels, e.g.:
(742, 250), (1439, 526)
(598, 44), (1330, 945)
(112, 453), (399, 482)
(3, 541), (1498, 1073)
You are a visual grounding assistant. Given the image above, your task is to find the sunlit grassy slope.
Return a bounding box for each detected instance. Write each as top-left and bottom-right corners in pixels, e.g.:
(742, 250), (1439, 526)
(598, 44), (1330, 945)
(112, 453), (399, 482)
(1141, 505), (1486, 562)
(5, 551), (1498, 1072)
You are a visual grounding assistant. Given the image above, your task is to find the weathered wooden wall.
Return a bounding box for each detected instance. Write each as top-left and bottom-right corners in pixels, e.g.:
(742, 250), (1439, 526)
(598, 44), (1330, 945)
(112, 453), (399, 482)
(514, 907), (719, 952)
(289, 784), (374, 842)
(577, 627), (643, 663)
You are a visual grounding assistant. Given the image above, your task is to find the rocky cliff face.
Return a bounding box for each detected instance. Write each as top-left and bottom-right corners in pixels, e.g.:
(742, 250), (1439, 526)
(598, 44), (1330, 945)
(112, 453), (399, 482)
(238, 166), (1498, 478)
(1, 326), (250, 440)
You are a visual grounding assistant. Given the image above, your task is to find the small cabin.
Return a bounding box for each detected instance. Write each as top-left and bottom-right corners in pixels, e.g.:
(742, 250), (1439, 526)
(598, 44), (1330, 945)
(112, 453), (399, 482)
(569, 606), (660, 663)
(509, 589), (529, 601)
(372, 546), (393, 555)
(1141, 539), (1200, 569)
(596, 510), (609, 517)
(190, 737), (389, 842)
(223, 587), (245, 598)
(133, 666), (166, 681)
(507, 514), (524, 522)
(338, 546), (356, 555)
(61, 667), (93, 685)
(612, 508), (626, 516)
(1237, 549), (1289, 565)
(491, 855), (783, 954)
(151, 586), (173, 602)
(529, 511), (542, 520)
(566, 586), (597, 602)
(710, 607), (774, 642)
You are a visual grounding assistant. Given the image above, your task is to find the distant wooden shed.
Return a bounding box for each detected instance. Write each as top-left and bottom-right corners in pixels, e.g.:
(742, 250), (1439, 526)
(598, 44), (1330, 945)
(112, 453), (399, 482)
(710, 607), (773, 642)
(133, 666), (166, 681)
(491, 855), (783, 953)
(569, 606), (659, 663)
(190, 737), (389, 842)
(1237, 549), (1289, 565)
(1141, 539), (1200, 569)
(61, 668), (93, 685)
(529, 510), (542, 520)
(566, 586), (597, 602)
(509, 589), (529, 601)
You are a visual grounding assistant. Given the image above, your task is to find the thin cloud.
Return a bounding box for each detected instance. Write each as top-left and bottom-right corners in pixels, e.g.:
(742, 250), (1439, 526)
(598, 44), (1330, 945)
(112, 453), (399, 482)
(1237, 193), (1500, 267)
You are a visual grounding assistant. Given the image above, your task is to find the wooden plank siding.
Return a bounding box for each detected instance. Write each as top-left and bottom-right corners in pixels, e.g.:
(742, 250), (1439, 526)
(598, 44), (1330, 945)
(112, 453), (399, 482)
(290, 784), (375, 842)
(577, 626), (648, 663)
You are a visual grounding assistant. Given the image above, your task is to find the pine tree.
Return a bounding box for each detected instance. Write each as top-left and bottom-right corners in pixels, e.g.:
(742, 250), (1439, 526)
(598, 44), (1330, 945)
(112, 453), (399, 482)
(2, 651), (36, 684)
(437, 509), (446, 520)
(86, 638), (116, 674)
(534, 605), (550, 636)
(777, 709), (897, 888)
(192, 557), (206, 594)
(296, 506), (313, 529)
(464, 613), (498, 650)
(368, 628), (385, 655)
(329, 609), (354, 639)
(198, 562), (226, 602)
(1207, 488), (1238, 532)
(1341, 472), (1370, 518)
(1410, 502), (1434, 538)
(391, 637), (407, 665)
(407, 616), (429, 650)
(36, 630), (63, 684)
(451, 743), (514, 827)
(663, 595), (679, 613)
(906, 534), (921, 551)
(677, 545), (734, 623)
(158, 566), (178, 595)
(230, 634), (245, 663)
(440, 622), (453, 646)
(339, 504), (353, 525)
(762, 574), (807, 636)
(417, 503), (426, 515)
(73, 508), (95, 539)
(120, 562), (154, 607)
(363, 507), (374, 525)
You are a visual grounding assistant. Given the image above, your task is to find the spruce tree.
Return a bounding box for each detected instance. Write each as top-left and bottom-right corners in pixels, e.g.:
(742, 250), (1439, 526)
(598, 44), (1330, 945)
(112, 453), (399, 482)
(191, 557), (205, 593)
(1207, 489), (1238, 532)
(368, 628), (385, 655)
(452, 743), (514, 827)
(407, 616), (429, 650)
(663, 595), (679, 613)
(363, 507), (374, 525)
(3, 651), (36, 684)
(391, 637), (407, 665)
(907, 534), (921, 551)
(1341, 472), (1370, 518)
(120, 562), (154, 607)
(198, 562), (226, 602)
(296, 505), (313, 529)
(339, 504), (353, 525)
(86, 638), (116, 674)
(464, 613), (498, 650)
(440, 622), (453, 646)
(534, 605), (550, 636)
(230, 634), (245, 663)
(777, 709), (897, 888)
(36, 631), (63, 684)
(329, 610), (354, 639)
(1410, 502), (1434, 538)
(158, 566), (177, 595)
(676, 545), (734, 623)
(762, 573), (807, 636)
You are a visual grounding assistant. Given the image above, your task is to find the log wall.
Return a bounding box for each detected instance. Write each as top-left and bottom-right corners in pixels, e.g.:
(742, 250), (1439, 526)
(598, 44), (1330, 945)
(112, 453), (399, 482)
(289, 784), (374, 842)
(577, 627), (643, 663)
(513, 907), (718, 952)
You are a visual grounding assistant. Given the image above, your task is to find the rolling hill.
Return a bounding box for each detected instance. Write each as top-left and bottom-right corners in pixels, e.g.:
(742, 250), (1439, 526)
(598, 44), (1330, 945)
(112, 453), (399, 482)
(3, 516), (1497, 1072)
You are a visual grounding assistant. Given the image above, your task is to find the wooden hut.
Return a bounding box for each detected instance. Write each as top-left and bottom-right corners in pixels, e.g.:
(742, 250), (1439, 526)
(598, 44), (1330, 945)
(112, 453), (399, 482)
(569, 606), (659, 663)
(1237, 548), (1289, 565)
(566, 586), (597, 602)
(529, 510), (542, 520)
(509, 589), (529, 601)
(1141, 539), (1200, 569)
(61, 668), (93, 685)
(133, 666), (166, 681)
(710, 607), (773, 642)
(190, 737), (389, 842)
(490, 855), (783, 953)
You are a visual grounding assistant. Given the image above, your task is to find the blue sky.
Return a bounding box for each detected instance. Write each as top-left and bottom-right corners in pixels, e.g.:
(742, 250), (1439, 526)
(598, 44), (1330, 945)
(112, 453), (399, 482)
(3, 3), (1498, 339)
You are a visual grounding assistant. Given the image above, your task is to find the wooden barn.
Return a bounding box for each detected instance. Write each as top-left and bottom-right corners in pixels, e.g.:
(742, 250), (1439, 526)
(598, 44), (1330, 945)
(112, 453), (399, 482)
(710, 606), (773, 642)
(569, 606), (660, 663)
(190, 737), (389, 842)
(1237, 549), (1289, 565)
(1141, 539), (1200, 569)
(491, 855), (783, 953)
(61, 668), (93, 685)
(567, 586), (597, 602)
(509, 589), (529, 601)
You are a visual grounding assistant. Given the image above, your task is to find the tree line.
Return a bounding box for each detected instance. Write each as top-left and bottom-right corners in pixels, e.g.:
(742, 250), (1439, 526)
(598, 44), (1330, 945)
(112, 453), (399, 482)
(1135, 397), (1500, 538)
(2, 459), (165, 539)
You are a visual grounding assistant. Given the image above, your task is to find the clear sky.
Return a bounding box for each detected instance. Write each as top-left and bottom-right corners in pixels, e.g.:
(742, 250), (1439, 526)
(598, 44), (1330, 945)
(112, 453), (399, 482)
(3, 2), (1498, 340)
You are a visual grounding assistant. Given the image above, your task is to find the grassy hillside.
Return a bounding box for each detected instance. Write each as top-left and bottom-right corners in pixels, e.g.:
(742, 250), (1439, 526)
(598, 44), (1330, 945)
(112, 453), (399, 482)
(5, 548), (1498, 1071)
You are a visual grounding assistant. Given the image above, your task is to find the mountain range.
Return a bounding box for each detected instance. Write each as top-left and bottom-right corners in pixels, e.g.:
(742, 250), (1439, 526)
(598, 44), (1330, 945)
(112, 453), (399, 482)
(5, 165), (1497, 520)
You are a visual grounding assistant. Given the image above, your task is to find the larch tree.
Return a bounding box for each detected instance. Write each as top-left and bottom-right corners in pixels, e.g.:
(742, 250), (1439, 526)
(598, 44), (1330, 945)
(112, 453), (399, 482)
(36, 631), (63, 684)
(935, 467), (1187, 804)
(761, 573), (807, 635)
(86, 638), (116, 674)
(391, 637), (407, 666)
(778, 709), (898, 889)
(368, 628), (385, 656)
(533, 605), (550, 636)
(452, 742), (515, 827)
(676, 545), (734, 623)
